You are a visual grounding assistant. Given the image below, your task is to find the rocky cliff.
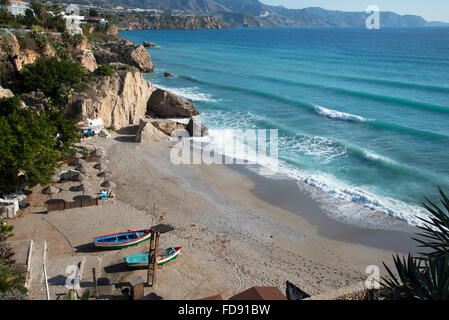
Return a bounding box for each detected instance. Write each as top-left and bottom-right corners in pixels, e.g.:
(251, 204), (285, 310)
(114, 14), (232, 30)
(70, 71), (154, 129)
(92, 39), (154, 72)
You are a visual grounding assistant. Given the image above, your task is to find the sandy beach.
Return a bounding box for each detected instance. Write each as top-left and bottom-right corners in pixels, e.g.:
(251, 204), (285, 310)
(9, 127), (420, 300)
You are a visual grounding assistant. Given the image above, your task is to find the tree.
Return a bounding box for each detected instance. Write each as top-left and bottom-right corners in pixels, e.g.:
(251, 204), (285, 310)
(89, 8), (99, 17)
(0, 96), (78, 191)
(19, 56), (86, 101)
(0, 0), (11, 9)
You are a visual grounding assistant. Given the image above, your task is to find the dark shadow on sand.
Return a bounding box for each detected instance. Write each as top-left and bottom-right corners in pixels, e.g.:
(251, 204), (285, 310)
(103, 262), (130, 274)
(48, 274), (68, 286)
(74, 243), (97, 253)
(114, 136), (138, 143)
(116, 125), (139, 135)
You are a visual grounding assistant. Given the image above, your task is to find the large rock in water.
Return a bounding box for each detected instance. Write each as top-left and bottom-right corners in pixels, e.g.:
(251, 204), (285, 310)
(147, 89), (200, 118)
(93, 39), (154, 73)
(186, 118), (208, 137)
(70, 71), (154, 130)
(143, 41), (157, 47)
(136, 119), (169, 143)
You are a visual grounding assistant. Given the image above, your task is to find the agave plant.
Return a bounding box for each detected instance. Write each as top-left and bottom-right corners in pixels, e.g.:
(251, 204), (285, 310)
(63, 289), (91, 300)
(381, 188), (449, 300)
(382, 254), (449, 300)
(412, 188), (449, 258)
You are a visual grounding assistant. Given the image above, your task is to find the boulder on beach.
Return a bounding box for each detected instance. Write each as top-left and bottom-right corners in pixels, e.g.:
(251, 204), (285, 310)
(151, 119), (187, 136)
(136, 119), (169, 143)
(147, 89), (200, 118)
(143, 41), (157, 47)
(186, 118), (208, 137)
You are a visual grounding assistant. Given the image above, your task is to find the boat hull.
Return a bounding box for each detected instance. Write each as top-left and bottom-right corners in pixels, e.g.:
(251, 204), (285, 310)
(93, 229), (152, 250)
(125, 247), (182, 268)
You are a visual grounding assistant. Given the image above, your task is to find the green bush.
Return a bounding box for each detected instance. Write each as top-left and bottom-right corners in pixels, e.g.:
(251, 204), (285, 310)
(0, 96), (78, 191)
(18, 56), (86, 100)
(95, 65), (115, 77)
(0, 268), (27, 295)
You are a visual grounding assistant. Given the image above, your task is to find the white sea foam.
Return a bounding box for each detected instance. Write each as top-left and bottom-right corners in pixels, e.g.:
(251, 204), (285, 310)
(279, 135), (347, 165)
(195, 128), (428, 228)
(314, 105), (367, 122)
(154, 84), (219, 102)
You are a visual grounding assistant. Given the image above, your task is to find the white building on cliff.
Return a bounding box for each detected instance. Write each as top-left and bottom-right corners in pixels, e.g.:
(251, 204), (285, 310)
(4, 0), (29, 16)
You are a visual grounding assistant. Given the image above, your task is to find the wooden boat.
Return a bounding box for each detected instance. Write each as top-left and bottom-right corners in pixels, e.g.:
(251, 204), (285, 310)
(125, 246), (182, 268)
(93, 229), (152, 249)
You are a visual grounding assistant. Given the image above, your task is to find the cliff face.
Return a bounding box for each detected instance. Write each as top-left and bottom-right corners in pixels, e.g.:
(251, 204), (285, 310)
(70, 71), (155, 129)
(115, 14), (232, 30)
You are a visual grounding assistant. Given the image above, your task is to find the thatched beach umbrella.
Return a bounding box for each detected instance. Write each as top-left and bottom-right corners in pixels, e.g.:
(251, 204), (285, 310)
(78, 184), (92, 196)
(94, 162), (107, 171)
(101, 180), (116, 189)
(98, 171), (112, 180)
(76, 164), (87, 174)
(74, 172), (86, 182)
(42, 186), (60, 199)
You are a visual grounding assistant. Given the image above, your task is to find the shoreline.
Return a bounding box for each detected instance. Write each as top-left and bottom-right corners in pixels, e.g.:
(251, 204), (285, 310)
(226, 162), (418, 252)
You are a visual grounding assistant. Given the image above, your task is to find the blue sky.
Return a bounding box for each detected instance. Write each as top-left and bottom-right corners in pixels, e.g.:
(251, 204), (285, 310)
(260, 0), (449, 22)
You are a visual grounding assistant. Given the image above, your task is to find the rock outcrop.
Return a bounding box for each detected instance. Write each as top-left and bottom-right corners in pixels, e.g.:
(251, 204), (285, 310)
(143, 41), (157, 47)
(70, 71), (154, 130)
(164, 72), (174, 78)
(0, 34), (55, 73)
(187, 118), (208, 137)
(0, 86), (13, 99)
(93, 39), (154, 73)
(73, 50), (98, 72)
(147, 89), (200, 118)
(136, 119), (169, 143)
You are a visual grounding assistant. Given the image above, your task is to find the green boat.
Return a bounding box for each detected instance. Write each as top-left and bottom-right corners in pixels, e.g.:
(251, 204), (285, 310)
(125, 246), (182, 268)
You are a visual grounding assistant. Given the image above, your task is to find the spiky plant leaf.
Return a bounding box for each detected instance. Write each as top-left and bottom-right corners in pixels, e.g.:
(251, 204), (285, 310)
(412, 188), (449, 258)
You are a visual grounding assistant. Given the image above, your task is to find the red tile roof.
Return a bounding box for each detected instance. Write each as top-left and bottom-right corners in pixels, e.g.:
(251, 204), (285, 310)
(229, 287), (287, 300)
(197, 295), (224, 300)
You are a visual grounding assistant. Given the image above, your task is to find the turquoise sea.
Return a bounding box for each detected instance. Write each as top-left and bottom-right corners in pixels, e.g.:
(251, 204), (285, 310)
(120, 27), (449, 227)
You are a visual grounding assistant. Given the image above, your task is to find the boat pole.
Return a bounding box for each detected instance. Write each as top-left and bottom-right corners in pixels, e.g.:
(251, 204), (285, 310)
(92, 268), (98, 299)
(147, 230), (155, 285)
(152, 231), (160, 287)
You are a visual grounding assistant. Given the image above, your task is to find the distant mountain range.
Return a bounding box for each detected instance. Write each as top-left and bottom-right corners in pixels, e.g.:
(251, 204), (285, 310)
(71, 0), (449, 28)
